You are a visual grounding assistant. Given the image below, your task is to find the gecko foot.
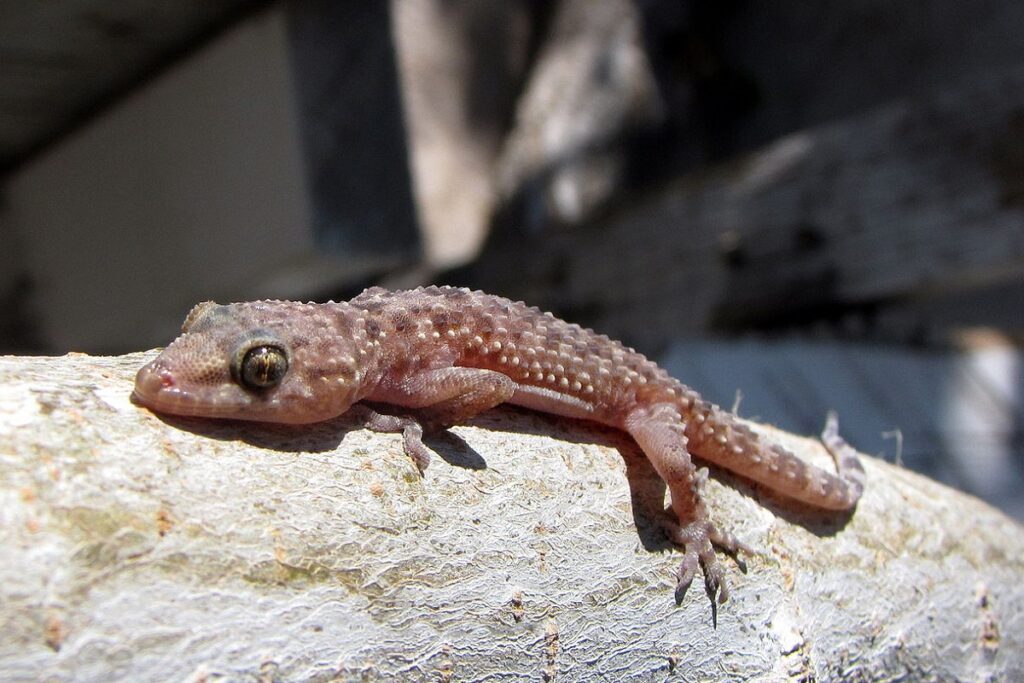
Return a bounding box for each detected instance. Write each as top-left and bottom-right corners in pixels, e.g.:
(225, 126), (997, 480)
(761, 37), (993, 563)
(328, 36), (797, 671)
(664, 518), (751, 605)
(661, 468), (754, 604)
(351, 405), (432, 474)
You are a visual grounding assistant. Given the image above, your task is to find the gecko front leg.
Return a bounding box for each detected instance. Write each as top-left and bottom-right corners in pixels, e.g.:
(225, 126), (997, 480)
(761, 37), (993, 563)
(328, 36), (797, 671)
(349, 405), (432, 473)
(363, 367), (517, 471)
(625, 403), (751, 604)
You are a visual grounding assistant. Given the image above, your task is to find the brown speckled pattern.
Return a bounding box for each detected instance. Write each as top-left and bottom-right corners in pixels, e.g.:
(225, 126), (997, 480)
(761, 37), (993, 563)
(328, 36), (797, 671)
(134, 286), (865, 604)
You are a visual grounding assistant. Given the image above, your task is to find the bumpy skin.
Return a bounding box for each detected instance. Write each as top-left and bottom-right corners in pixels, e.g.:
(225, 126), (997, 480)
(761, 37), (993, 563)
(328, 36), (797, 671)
(134, 286), (866, 604)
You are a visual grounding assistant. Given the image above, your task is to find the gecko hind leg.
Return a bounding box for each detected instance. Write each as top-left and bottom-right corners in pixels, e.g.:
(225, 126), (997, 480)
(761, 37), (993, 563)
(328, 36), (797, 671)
(660, 469), (754, 604)
(626, 405), (751, 605)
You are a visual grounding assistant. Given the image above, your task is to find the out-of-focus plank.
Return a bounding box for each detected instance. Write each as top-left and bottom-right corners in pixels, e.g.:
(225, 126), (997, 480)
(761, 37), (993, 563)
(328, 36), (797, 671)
(471, 66), (1024, 348)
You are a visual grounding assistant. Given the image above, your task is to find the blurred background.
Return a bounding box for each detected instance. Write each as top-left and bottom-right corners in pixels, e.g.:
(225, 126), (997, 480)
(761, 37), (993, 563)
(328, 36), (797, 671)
(1, 1), (1022, 517)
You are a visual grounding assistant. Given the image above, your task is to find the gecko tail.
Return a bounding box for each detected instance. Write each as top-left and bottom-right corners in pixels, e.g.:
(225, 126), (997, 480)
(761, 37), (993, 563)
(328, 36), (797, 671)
(679, 399), (866, 511)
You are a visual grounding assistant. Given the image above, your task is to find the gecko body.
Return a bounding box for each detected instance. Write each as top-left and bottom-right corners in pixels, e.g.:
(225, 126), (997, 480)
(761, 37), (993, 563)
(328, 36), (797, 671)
(134, 286), (865, 603)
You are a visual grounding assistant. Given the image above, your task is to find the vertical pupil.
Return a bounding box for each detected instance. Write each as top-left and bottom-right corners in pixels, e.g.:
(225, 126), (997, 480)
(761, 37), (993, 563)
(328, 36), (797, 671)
(242, 345), (287, 388)
(256, 356), (270, 382)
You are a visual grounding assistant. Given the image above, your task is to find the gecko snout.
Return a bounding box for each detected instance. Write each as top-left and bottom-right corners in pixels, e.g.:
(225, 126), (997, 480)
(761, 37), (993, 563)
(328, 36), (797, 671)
(132, 361), (177, 407)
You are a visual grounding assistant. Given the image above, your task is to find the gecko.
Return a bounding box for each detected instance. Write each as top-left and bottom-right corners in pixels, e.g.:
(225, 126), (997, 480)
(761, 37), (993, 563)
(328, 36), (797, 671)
(133, 286), (865, 604)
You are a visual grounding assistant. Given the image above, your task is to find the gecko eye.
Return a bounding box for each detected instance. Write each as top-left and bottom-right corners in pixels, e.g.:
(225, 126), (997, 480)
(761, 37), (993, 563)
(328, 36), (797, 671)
(238, 344), (289, 390)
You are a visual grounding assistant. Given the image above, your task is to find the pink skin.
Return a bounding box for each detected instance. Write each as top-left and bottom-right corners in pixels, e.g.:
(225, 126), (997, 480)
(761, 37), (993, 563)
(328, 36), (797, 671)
(134, 300), (368, 424)
(134, 286), (865, 606)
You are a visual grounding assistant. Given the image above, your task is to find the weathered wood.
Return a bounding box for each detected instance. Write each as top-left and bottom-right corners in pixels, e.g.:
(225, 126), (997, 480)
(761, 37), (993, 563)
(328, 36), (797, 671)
(472, 66), (1024, 348)
(1, 352), (1023, 681)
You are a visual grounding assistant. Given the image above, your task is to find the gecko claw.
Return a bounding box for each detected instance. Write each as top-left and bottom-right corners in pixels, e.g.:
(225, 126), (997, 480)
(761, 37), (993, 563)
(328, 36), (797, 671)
(705, 561), (729, 604)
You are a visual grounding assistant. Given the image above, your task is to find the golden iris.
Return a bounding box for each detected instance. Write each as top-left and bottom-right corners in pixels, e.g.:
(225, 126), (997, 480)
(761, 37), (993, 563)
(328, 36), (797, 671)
(239, 345), (288, 389)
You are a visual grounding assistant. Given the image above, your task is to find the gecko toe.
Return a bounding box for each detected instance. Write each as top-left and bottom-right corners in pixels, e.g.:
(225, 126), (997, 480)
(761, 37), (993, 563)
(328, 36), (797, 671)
(703, 555), (730, 604)
(673, 551), (699, 604)
(708, 526), (755, 565)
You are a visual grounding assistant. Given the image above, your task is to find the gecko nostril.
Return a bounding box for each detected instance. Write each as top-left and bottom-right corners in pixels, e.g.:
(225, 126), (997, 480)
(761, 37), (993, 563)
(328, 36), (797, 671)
(133, 363), (175, 404)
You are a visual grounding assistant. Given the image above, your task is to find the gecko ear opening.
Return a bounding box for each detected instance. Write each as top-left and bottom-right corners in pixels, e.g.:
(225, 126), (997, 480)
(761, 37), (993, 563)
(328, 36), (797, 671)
(182, 301), (222, 332)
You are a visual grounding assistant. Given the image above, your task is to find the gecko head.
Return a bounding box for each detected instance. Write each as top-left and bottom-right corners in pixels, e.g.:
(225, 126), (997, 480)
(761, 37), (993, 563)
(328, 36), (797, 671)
(133, 300), (369, 424)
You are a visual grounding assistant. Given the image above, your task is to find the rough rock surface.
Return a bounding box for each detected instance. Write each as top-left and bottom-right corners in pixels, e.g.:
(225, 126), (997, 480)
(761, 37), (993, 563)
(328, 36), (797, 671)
(1, 351), (1022, 681)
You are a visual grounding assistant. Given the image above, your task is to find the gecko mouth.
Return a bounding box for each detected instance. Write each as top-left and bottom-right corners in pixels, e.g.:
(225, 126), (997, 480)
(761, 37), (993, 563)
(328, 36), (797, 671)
(132, 362), (245, 419)
(133, 357), (339, 425)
